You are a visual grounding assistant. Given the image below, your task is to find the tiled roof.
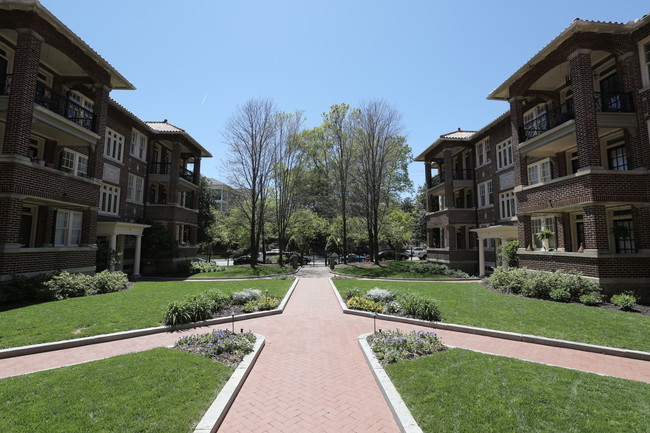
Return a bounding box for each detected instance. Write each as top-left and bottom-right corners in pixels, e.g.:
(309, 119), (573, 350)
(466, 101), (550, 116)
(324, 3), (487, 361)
(440, 129), (476, 140)
(145, 121), (186, 133)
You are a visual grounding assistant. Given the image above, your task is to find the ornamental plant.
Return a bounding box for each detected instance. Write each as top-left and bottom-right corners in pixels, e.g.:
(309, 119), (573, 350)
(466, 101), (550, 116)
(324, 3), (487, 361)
(231, 289), (262, 305)
(549, 288), (571, 302)
(174, 329), (255, 367)
(368, 329), (446, 365)
(610, 293), (637, 311)
(243, 296), (280, 313)
(366, 288), (395, 303)
(579, 293), (602, 306)
(346, 296), (383, 313)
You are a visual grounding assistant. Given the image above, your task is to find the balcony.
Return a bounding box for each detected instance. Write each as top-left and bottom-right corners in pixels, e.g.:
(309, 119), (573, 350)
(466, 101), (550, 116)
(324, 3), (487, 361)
(34, 82), (95, 132)
(521, 101), (574, 142)
(180, 166), (195, 183)
(150, 162), (171, 175)
(429, 169), (473, 188)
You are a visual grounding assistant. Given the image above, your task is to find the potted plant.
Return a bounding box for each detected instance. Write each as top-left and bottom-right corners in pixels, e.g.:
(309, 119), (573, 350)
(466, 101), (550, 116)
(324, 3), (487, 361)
(536, 228), (554, 251)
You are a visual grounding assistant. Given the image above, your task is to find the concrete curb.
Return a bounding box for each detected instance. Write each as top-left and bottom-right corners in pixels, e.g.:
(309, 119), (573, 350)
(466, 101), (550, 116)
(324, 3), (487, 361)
(330, 272), (481, 283)
(0, 278), (299, 360)
(358, 333), (422, 433)
(193, 333), (265, 433)
(329, 279), (650, 362)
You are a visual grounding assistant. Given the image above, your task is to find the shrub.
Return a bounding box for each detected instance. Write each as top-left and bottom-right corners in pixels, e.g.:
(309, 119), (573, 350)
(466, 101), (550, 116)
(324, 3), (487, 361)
(610, 293), (637, 311)
(383, 301), (401, 314)
(204, 290), (232, 312)
(91, 270), (129, 294)
(242, 296), (280, 313)
(487, 268), (600, 302)
(189, 261), (226, 274)
(0, 274), (53, 305)
(368, 329), (446, 365)
(231, 289), (261, 305)
(498, 240), (519, 268)
(397, 292), (442, 321)
(342, 287), (361, 300)
(549, 288), (571, 302)
(408, 262), (470, 278)
(163, 294), (213, 326)
(175, 260), (192, 275)
(485, 267), (529, 295)
(366, 288), (395, 303)
(346, 296), (383, 313)
(579, 294), (602, 306)
(44, 272), (93, 300)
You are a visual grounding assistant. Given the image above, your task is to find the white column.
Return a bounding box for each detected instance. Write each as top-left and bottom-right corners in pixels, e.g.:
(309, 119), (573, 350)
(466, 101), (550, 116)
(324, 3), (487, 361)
(478, 237), (485, 277)
(133, 234), (143, 277)
(109, 234), (117, 271)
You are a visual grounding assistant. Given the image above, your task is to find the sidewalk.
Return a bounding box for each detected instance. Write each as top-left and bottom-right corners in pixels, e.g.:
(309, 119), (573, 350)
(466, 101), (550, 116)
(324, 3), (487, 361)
(1, 272), (649, 432)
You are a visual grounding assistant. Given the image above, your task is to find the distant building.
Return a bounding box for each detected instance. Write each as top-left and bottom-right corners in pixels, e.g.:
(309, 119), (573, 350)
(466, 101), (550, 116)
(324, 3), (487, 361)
(205, 178), (236, 212)
(416, 14), (650, 300)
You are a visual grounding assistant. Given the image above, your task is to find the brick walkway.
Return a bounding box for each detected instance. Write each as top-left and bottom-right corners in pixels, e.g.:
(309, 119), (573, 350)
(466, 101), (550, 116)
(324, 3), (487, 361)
(1, 272), (649, 432)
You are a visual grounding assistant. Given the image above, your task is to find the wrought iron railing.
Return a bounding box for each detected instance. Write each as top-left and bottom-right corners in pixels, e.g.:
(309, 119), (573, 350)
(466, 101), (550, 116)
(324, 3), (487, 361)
(429, 174), (442, 188)
(180, 166), (195, 182)
(34, 82), (95, 131)
(594, 92), (634, 113)
(521, 101), (574, 142)
(149, 162), (171, 174)
(452, 168), (473, 180)
(0, 74), (10, 96)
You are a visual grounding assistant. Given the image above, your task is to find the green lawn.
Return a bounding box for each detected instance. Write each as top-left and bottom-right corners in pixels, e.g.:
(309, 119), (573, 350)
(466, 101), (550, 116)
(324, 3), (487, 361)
(387, 349), (650, 433)
(0, 348), (232, 433)
(333, 261), (449, 279)
(335, 280), (650, 352)
(190, 265), (293, 278)
(0, 280), (291, 349)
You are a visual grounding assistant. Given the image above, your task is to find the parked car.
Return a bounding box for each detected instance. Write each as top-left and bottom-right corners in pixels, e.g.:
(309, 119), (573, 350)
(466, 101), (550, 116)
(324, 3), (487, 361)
(339, 254), (365, 263)
(233, 254), (268, 265)
(378, 250), (410, 261)
(411, 247), (427, 259)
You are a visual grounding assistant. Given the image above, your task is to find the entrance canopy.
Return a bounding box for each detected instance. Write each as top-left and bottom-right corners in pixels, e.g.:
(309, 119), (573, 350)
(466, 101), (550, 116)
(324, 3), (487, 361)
(470, 225), (519, 277)
(96, 222), (150, 277)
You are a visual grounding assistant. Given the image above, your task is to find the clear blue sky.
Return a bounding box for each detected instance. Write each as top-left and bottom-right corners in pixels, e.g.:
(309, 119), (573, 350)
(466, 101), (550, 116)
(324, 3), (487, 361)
(44, 1), (648, 195)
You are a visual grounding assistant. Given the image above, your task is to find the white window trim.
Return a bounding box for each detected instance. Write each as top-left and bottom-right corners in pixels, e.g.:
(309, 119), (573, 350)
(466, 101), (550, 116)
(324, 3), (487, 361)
(60, 147), (89, 177)
(607, 207), (636, 254)
(478, 180), (493, 209)
(104, 128), (125, 163)
(100, 183), (120, 216)
(499, 190), (517, 220)
(496, 138), (513, 170)
(475, 138), (490, 167)
(531, 216), (557, 250)
(527, 158), (552, 185)
(130, 128), (147, 161)
(127, 174), (145, 204)
(55, 209), (83, 247)
(28, 137), (44, 160)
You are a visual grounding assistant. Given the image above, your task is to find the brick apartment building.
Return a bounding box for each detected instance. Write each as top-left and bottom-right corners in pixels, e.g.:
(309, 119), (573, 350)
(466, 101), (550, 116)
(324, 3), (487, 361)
(417, 14), (650, 299)
(0, 0), (210, 279)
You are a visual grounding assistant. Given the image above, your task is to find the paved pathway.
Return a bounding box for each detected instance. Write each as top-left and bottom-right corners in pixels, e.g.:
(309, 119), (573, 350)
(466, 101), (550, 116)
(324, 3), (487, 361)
(1, 270), (649, 432)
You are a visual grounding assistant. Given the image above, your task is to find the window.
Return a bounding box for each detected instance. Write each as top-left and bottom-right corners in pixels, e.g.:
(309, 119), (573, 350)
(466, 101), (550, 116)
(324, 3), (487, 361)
(130, 129), (147, 160)
(606, 135), (627, 171)
(640, 37), (650, 87)
(60, 148), (88, 176)
(100, 184), (120, 215)
(105, 128), (124, 162)
(20, 205), (37, 248)
(476, 138), (490, 166)
(531, 217), (556, 250)
(478, 180), (493, 208)
(496, 139), (513, 170)
(611, 208), (636, 254)
(55, 210), (82, 246)
(499, 191), (516, 219)
(127, 174), (144, 204)
(177, 224), (191, 245)
(568, 150), (579, 175)
(527, 159), (552, 185)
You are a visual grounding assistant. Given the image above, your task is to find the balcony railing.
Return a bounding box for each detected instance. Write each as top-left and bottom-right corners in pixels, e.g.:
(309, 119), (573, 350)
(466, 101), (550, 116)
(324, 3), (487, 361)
(180, 166), (195, 183)
(34, 82), (95, 132)
(0, 74), (10, 96)
(429, 174), (442, 188)
(452, 168), (473, 180)
(594, 92), (634, 113)
(149, 162), (171, 175)
(521, 101), (574, 142)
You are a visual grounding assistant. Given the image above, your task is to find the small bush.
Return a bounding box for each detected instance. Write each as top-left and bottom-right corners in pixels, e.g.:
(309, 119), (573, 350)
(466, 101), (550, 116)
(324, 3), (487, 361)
(407, 262), (469, 278)
(189, 261), (225, 274)
(44, 272), (93, 300)
(342, 287), (361, 299)
(485, 267), (529, 295)
(163, 295), (213, 326)
(175, 260), (192, 275)
(346, 296), (383, 313)
(204, 290), (232, 312)
(242, 296), (280, 313)
(368, 329), (446, 365)
(91, 270), (129, 294)
(579, 294), (602, 306)
(397, 292), (442, 321)
(487, 268), (600, 302)
(610, 293), (637, 311)
(549, 288), (571, 302)
(0, 274), (53, 305)
(383, 301), (401, 314)
(231, 289), (261, 305)
(366, 288), (395, 303)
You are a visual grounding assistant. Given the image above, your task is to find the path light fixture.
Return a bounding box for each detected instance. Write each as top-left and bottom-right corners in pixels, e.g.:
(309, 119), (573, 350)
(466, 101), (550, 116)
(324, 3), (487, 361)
(231, 311), (235, 333)
(373, 311), (378, 333)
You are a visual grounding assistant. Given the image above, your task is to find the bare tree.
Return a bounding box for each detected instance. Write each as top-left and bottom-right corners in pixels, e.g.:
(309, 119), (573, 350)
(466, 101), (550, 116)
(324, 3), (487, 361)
(355, 100), (411, 264)
(322, 104), (356, 263)
(224, 98), (277, 267)
(272, 111), (305, 266)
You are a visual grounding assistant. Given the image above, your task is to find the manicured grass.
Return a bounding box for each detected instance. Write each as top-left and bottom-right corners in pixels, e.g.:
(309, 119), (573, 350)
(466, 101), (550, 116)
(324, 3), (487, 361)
(0, 280), (291, 349)
(335, 280), (650, 352)
(387, 348), (650, 433)
(0, 348), (232, 432)
(333, 261), (448, 279)
(190, 265), (293, 278)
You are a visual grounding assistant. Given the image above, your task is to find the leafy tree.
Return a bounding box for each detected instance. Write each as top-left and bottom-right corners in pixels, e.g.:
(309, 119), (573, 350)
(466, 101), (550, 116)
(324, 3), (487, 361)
(379, 208), (414, 253)
(287, 208), (327, 258)
(197, 177), (220, 259)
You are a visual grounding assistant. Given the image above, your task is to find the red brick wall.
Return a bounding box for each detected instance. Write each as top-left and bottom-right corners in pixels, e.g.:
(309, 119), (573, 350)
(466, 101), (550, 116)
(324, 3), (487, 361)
(0, 249), (96, 276)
